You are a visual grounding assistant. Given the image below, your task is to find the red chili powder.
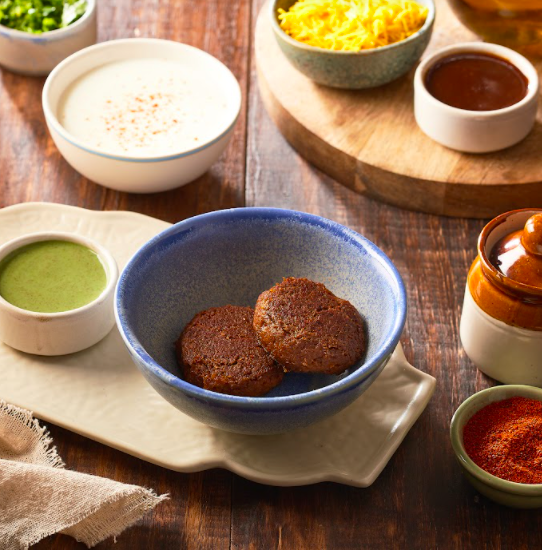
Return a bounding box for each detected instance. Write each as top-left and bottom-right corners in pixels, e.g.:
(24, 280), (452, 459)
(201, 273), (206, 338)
(463, 397), (542, 484)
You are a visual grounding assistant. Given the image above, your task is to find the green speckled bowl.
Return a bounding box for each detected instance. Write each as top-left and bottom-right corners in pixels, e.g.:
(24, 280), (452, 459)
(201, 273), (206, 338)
(270, 0), (435, 89)
(450, 385), (542, 509)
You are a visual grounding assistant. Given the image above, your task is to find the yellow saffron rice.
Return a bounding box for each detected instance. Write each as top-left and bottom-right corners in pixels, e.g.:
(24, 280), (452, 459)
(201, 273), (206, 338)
(278, 0), (429, 51)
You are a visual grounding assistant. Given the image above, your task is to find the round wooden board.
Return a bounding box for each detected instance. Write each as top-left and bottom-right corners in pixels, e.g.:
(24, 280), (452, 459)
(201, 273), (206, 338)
(255, 0), (542, 218)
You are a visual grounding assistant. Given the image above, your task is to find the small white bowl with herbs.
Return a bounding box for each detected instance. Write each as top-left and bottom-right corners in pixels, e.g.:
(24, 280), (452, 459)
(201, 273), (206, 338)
(0, 0), (96, 75)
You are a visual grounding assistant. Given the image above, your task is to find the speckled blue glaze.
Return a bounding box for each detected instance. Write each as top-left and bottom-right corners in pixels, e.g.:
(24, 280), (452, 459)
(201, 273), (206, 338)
(270, 0), (435, 89)
(115, 208), (406, 435)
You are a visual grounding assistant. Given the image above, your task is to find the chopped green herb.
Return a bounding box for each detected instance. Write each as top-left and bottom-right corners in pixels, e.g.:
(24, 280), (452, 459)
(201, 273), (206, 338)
(0, 0), (87, 34)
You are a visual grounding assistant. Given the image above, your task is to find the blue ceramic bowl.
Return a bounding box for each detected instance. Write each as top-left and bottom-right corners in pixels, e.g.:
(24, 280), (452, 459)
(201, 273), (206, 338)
(115, 208), (406, 434)
(270, 0), (435, 89)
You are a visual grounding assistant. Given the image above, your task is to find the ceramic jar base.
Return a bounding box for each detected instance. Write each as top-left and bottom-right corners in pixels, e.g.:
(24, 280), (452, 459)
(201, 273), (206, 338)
(460, 288), (542, 386)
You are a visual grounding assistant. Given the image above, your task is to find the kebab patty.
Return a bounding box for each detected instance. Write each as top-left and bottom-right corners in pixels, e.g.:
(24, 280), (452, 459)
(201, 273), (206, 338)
(177, 305), (284, 397)
(253, 277), (366, 375)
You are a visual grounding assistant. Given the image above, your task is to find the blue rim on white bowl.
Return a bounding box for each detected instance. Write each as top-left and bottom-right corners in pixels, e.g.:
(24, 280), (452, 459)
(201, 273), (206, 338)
(0, 0), (96, 42)
(42, 38), (242, 164)
(114, 207), (407, 409)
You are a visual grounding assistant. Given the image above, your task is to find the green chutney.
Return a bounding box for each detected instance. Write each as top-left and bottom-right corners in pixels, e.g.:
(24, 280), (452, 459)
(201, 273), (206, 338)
(0, 240), (107, 313)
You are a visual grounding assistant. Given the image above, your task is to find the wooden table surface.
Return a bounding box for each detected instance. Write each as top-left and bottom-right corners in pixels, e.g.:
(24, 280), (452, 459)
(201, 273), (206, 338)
(1, 0), (541, 548)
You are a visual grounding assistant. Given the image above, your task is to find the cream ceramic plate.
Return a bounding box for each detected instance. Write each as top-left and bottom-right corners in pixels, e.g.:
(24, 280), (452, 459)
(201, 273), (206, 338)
(0, 203), (436, 487)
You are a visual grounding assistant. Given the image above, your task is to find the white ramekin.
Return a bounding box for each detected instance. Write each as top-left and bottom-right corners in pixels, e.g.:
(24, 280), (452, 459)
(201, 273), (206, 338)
(0, 0), (96, 76)
(42, 38), (242, 193)
(414, 42), (539, 153)
(0, 232), (118, 356)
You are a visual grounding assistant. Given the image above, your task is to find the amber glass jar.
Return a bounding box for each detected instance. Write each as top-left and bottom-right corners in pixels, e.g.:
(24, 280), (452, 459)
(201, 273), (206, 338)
(448, 0), (542, 56)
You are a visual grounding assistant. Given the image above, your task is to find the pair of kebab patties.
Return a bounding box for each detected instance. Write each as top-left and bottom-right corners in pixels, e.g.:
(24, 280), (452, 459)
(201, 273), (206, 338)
(176, 277), (366, 397)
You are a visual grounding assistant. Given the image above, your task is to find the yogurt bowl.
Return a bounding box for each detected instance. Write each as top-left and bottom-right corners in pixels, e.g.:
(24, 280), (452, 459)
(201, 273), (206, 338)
(0, 231), (118, 355)
(115, 208), (407, 435)
(42, 38), (242, 193)
(0, 0), (96, 76)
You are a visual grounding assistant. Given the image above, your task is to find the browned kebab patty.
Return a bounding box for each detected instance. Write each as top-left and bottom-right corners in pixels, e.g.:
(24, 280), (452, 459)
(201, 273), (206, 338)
(253, 277), (366, 375)
(176, 305), (284, 397)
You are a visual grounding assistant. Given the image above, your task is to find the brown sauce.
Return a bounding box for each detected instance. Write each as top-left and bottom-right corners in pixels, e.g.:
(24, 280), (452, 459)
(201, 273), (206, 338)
(424, 52), (529, 111)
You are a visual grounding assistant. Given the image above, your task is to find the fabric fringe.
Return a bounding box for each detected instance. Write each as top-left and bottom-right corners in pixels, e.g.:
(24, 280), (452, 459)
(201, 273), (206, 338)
(0, 401), (65, 468)
(67, 489), (170, 548)
(0, 401), (168, 549)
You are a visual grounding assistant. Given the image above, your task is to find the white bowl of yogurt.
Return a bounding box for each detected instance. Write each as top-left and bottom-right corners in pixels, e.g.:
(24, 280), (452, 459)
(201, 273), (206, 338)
(42, 38), (242, 193)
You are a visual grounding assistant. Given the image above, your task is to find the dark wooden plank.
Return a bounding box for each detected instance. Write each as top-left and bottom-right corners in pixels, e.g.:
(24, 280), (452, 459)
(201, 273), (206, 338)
(1, 0), (251, 548)
(31, 424), (231, 550)
(3, 0), (542, 547)
(238, 1), (542, 549)
(0, 0), (249, 223)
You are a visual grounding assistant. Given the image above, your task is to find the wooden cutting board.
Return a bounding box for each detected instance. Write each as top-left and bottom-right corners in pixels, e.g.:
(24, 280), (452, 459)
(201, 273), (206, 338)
(255, 0), (542, 218)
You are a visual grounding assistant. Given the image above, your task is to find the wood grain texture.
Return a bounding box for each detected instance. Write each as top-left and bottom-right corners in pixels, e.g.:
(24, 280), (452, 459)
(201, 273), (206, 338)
(244, 0), (542, 547)
(0, 0), (249, 222)
(2, 0), (248, 548)
(255, 0), (542, 218)
(1, 0), (542, 548)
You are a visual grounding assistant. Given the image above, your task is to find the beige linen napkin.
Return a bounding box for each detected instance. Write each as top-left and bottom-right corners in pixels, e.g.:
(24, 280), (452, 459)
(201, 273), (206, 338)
(0, 401), (168, 549)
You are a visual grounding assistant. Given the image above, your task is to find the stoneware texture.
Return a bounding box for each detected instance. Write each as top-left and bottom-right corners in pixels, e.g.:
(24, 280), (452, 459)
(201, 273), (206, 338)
(0, 0), (96, 76)
(461, 291), (542, 387)
(0, 203), (435, 486)
(116, 208), (407, 435)
(450, 385), (542, 508)
(269, 0), (435, 89)
(0, 231), (118, 355)
(460, 209), (542, 386)
(42, 38), (242, 193)
(414, 42), (539, 153)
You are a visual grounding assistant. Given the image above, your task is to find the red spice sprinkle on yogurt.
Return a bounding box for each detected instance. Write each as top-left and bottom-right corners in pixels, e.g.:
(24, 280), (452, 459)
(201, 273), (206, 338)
(58, 58), (232, 157)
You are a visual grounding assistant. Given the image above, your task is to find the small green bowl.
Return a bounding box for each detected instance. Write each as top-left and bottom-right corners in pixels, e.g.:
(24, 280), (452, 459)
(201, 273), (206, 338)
(450, 385), (542, 509)
(270, 0), (435, 89)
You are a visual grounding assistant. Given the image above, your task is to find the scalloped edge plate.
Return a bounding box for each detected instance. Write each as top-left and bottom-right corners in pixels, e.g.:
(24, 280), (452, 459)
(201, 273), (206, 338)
(0, 203), (435, 487)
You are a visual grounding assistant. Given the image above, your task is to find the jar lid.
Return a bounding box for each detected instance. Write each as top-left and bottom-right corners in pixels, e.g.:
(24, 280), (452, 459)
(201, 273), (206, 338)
(489, 213), (542, 288)
(479, 209), (542, 301)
